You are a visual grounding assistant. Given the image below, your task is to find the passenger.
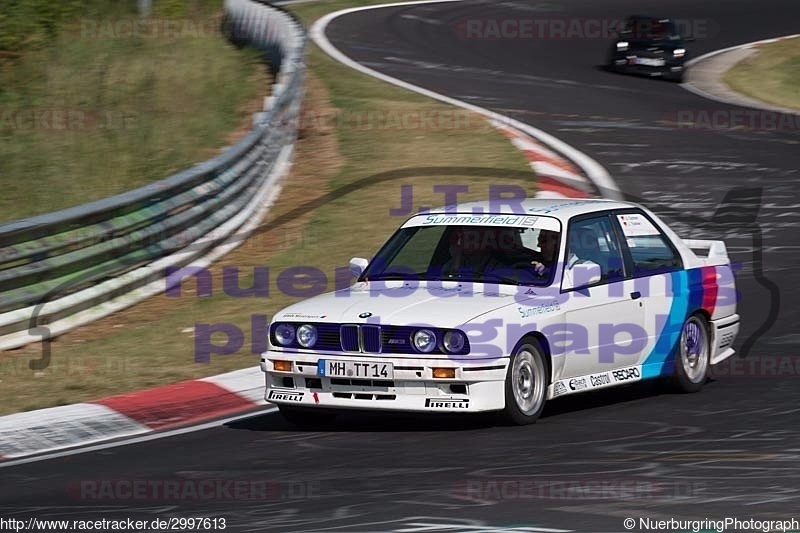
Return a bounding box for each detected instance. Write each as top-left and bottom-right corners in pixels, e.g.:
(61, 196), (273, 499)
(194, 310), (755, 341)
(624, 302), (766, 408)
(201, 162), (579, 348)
(444, 227), (498, 276)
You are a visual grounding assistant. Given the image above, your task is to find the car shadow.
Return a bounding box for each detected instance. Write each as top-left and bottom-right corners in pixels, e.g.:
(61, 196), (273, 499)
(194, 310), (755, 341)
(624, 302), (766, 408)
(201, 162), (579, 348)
(226, 378), (674, 433)
(594, 64), (682, 83)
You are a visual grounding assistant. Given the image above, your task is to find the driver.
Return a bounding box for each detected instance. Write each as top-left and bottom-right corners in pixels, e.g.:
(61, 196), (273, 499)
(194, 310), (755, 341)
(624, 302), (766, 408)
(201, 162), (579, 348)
(529, 229), (560, 277)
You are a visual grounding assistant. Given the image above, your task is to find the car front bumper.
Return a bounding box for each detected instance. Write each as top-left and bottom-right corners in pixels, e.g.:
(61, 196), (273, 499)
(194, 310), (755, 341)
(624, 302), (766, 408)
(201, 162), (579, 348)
(261, 351), (508, 413)
(611, 56), (685, 77)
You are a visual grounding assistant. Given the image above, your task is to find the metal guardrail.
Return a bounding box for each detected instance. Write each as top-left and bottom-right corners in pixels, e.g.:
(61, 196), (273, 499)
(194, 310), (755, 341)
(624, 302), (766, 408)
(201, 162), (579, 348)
(0, 0), (306, 350)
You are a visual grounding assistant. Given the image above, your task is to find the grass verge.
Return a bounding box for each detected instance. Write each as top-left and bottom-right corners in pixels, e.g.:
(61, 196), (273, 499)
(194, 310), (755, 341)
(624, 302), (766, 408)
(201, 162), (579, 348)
(0, 1), (267, 222)
(724, 37), (800, 111)
(0, 1), (536, 415)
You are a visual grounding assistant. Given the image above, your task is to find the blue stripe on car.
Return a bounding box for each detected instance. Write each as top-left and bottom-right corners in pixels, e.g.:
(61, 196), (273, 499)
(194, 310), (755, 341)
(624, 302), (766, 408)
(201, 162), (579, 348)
(641, 268), (705, 378)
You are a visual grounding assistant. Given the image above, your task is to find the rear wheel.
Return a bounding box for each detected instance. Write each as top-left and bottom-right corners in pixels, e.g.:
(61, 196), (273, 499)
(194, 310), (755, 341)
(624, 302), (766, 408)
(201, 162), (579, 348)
(671, 314), (710, 392)
(502, 337), (549, 425)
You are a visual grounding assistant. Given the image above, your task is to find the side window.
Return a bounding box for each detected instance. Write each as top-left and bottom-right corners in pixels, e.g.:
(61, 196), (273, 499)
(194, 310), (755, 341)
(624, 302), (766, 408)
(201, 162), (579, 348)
(565, 216), (625, 288)
(616, 212), (682, 276)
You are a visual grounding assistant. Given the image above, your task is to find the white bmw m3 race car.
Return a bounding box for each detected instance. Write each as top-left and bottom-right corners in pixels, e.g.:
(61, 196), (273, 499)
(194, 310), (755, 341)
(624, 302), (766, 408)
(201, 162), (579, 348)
(261, 198), (740, 425)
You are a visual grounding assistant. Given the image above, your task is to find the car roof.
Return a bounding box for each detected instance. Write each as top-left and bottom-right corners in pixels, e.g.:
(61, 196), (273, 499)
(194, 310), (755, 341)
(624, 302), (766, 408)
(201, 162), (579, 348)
(426, 198), (639, 223)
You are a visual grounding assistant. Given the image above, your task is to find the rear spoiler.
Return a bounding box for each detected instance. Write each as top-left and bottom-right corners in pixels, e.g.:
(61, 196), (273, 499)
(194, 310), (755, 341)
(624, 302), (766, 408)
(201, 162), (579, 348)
(682, 239), (730, 265)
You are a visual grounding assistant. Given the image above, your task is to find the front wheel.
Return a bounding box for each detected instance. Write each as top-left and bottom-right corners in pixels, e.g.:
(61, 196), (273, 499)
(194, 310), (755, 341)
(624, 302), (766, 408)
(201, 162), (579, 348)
(606, 57), (621, 73)
(671, 314), (710, 392)
(666, 71), (685, 83)
(501, 338), (549, 425)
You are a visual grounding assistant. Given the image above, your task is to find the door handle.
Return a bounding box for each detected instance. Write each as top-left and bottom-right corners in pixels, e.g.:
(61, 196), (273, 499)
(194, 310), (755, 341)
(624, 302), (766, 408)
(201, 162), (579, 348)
(630, 291), (642, 300)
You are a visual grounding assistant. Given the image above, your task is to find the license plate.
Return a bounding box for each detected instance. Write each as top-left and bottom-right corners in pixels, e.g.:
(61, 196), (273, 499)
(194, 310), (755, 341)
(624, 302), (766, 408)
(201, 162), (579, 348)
(318, 359), (393, 379)
(635, 57), (665, 67)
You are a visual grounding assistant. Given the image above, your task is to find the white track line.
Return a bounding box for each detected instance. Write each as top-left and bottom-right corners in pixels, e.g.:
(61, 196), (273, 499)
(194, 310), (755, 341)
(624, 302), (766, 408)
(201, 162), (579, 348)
(683, 33), (800, 114)
(310, 1), (622, 200)
(0, 407), (278, 468)
(685, 34), (800, 68)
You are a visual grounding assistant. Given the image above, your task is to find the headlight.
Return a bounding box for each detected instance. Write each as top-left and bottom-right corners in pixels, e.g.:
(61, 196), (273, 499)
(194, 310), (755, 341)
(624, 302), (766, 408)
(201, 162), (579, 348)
(296, 324), (318, 348)
(443, 330), (466, 353)
(673, 48), (686, 57)
(616, 41), (629, 50)
(413, 329), (437, 353)
(274, 323), (296, 346)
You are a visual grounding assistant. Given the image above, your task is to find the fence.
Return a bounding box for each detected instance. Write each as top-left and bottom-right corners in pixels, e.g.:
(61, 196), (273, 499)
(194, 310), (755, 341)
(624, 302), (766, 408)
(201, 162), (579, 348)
(0, 0), (306, 351)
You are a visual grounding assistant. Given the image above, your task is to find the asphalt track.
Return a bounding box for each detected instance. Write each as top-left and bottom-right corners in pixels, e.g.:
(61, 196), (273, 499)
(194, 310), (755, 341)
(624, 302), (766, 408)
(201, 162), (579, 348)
(3, 1), (800, 531)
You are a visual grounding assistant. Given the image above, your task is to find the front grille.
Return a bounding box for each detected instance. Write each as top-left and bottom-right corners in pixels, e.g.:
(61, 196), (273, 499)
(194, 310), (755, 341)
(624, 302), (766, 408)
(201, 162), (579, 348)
(339, 324), (382, 353)
(639, 50), (664, 58)
(381, 326), (410, 353)
(340, 325), (359, 351)
(361, 325), (381, 353)
(317, 324), (341, 349)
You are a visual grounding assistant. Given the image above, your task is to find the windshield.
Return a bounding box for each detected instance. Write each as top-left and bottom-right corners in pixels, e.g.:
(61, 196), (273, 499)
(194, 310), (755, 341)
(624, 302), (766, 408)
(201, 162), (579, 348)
(361, 223), (562, 286)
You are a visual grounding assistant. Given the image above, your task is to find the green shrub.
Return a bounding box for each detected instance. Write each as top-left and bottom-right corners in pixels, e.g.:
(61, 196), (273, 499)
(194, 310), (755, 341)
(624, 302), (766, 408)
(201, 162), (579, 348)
(0, 0), (223, 53)
(0, 0), (87, 52)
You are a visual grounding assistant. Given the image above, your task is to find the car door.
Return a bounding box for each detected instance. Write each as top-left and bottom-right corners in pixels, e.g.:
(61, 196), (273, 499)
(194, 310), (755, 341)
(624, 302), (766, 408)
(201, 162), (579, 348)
(612, 209), (684, 379)
(561, 213), (648, 381)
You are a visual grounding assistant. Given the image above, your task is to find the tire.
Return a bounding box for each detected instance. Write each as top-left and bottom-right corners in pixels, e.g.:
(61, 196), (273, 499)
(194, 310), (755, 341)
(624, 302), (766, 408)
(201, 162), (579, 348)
(667, 71), (685, 83)
(671, 313), (711, 393)
(501, 337), (549, 425)
(279, 405), (336, 428)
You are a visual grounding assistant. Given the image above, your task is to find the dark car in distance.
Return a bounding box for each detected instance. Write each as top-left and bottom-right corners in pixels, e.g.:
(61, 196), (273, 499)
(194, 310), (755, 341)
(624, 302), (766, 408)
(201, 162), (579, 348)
(607, 15), (692, 82)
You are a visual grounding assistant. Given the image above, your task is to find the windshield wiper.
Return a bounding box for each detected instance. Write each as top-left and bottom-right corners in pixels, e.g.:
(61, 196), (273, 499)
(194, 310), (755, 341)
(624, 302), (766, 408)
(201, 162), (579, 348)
(482, 274), (523, 286)
(367, 273), (424, 282)
(447, 271), (523, 286)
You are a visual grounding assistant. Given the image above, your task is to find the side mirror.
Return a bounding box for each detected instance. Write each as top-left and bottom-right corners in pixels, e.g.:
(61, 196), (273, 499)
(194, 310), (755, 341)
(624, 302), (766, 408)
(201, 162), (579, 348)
(562, 262), (602, 291)
(349, 257), (369, 278)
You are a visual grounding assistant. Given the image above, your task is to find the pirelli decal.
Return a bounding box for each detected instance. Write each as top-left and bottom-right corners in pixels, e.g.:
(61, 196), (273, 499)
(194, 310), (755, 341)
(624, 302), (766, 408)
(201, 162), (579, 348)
(425, 398), (470, 409)
(268, 389), (304, 402)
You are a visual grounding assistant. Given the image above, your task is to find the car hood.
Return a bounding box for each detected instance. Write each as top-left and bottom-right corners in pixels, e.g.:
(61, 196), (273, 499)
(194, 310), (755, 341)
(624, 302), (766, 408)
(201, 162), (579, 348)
(274, 280), (546, 328)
